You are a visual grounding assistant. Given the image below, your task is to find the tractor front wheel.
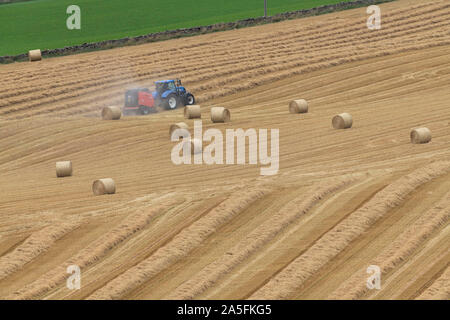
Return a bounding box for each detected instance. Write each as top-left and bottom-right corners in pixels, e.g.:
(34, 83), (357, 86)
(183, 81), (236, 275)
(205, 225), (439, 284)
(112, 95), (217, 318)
(166, 94), (179, 110)
(185, 93), (195, 106)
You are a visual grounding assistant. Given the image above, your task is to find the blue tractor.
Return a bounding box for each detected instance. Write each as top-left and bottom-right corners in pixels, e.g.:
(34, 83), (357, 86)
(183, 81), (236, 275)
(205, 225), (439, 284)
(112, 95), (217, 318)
(124, 79), (195, 115)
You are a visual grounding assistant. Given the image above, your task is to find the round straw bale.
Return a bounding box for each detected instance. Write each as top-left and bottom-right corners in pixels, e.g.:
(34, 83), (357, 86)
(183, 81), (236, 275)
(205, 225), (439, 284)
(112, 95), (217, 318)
(28, 49), (42, 62)
(332, 113), (353, 129)
(211, 107), (230, 123)
(102, 106), (122, 120)
(410, 127), (432, 144)
(56, 161), (72, 177)
(289, 99), (308, 114)
(170, 122), (189, 138)
(92, 178), (116, 196)
(189, 138), (202, 155)
(184, 105), (201, 119)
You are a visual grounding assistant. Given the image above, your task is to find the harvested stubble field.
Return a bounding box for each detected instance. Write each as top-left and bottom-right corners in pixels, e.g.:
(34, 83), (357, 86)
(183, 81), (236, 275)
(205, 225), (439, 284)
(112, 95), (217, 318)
(0, 0), (449, 300)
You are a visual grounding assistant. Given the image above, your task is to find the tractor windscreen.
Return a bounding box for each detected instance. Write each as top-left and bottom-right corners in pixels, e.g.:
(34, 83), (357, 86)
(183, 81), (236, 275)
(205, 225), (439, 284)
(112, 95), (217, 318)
(168, 82), (176, 90)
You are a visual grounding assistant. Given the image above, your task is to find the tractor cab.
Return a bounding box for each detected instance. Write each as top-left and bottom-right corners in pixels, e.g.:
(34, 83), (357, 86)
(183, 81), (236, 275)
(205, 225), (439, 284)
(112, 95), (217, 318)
(154, 79), (185, 96)
(155, 81), (170, 94)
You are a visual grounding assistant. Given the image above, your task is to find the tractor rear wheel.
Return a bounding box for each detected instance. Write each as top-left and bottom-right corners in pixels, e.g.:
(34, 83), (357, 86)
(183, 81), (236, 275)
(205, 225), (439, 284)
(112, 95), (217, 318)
(166, 94), (179, 110)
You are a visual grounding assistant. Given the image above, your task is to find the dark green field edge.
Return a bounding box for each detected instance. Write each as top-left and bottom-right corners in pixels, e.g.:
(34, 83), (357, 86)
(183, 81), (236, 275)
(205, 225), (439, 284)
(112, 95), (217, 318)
(0, 0), (33, 5)
(0, 0), (394, 64)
